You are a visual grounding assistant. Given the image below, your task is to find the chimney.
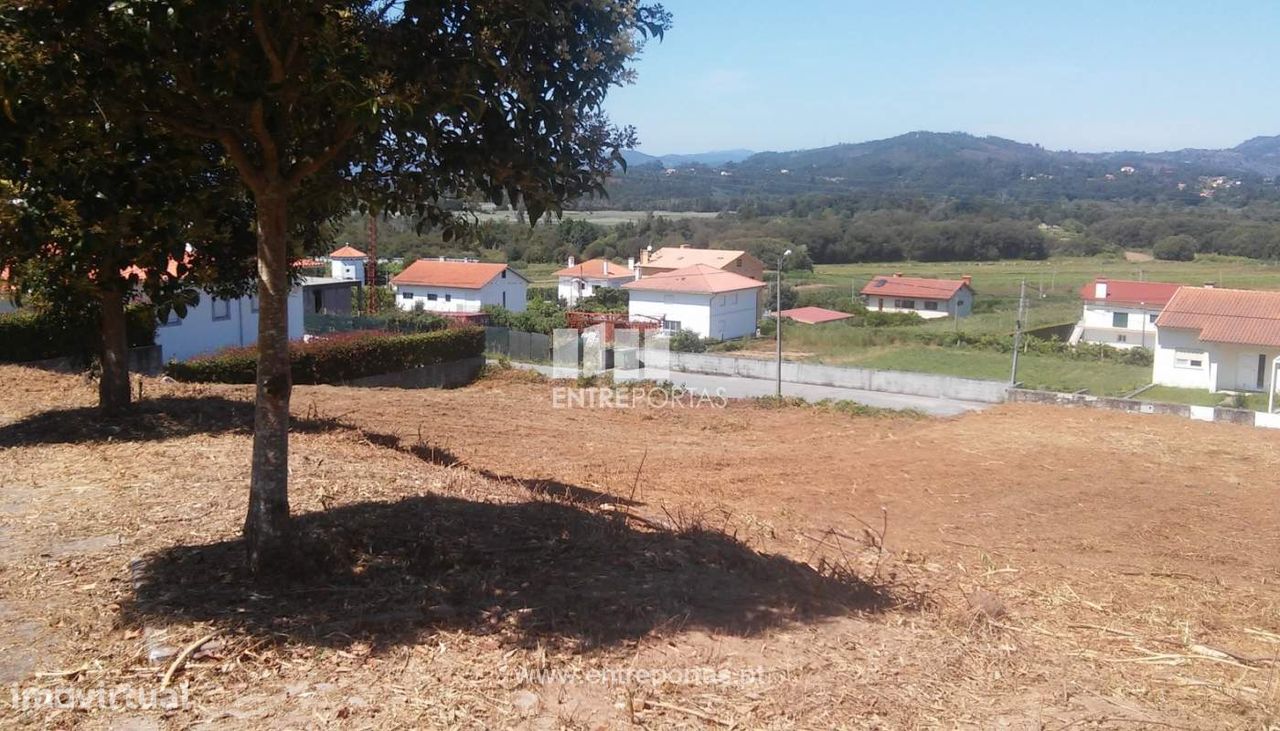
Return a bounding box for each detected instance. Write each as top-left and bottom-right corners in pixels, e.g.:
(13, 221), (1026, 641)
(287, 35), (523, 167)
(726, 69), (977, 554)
(627, 256), (635, 271)
(640, 248), (651, 265)
(634, 268), (642, 281)
(602, 260), (609, 276)
(962, 275), (972, 286)
(1094, 278), (1108, 299)
(1204, 281), (1216, 289)
(893, 272), (903, 278)
(568, 255), (575, 268)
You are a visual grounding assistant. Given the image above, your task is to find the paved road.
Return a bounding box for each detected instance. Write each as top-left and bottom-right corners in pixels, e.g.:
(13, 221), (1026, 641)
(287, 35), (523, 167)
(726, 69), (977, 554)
(504, 363), (990, 417)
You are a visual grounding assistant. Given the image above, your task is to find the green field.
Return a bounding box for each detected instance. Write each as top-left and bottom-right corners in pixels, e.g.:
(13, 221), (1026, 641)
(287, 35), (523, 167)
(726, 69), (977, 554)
(1137, 385), (1272, 411)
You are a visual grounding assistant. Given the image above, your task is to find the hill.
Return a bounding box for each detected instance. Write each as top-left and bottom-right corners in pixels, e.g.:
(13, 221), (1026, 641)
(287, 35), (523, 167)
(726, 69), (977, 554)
(621, 148), (755, 168)
(605, 131), (1280, 207)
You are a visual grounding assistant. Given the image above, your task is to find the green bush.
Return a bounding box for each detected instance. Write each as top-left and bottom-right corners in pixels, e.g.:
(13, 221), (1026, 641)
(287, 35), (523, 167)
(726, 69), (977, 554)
(165, 327), (485, 384)
(305, 309), (448, 335)
(482, 299), (567, 334)
(861, 310), (924, 327)
(669, 329), (707, 353)
(0, 304), (156, 363)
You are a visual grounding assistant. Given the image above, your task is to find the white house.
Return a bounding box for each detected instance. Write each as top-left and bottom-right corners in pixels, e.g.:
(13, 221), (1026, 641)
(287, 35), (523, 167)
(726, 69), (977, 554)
(1154, 286), (1280, 393)
(638, 246), (765, 281)
(623, 264), (765, 340)
(554, 257), (636, 307)
(1071, 277), (1181, 349)
(859, 274), (974, 319)
(329, 245), (367, 282)
(156, 289), (305, 362)
(390, 259), (528, 313)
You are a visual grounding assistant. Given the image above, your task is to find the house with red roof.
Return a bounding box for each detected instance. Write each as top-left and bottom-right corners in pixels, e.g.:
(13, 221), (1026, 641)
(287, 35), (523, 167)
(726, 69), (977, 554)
(1073, 277), (1181, 349)
(1153, 286), (1280, 393)
(328, 245), (367, 282)
(554, 256), (636, 307)
(390, 259), (528, 313)
(859, 273), (974, 319)
(623, 264), (766, 340)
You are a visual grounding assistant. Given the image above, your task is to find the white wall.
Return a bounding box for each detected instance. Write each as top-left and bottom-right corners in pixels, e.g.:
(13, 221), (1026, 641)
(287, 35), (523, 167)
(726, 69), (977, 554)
(864, 289), (971, 319)
(1079, 303), (1161, 349)
(1153, 326), (1214, 391)
(628, 288), (760, 339)
(157, 288), (304, 362)
(394, 274), (528, 314)
(330, 258), (365, 282)
(557, 276), (631, 307)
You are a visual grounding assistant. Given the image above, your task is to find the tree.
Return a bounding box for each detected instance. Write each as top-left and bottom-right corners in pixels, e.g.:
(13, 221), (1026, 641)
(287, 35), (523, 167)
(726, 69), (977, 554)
(10, 1), (670, 572)
(1153, 234), (1198, 261)
(0, 28), (257, 415)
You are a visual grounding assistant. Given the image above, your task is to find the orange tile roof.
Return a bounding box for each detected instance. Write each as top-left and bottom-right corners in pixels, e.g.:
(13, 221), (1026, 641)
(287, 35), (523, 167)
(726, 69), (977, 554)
(330, 245), (367, 259)
(777, 306), (854, 324)
(1157, 287), (1280, 348)
(390, 260), (523, 289)
(1079, 278), (1180, 308)
(644, 247), (751, 270)
(623, 264), (765, 295)
(553, 258), (635, 280)
(859, 275), (971, 300)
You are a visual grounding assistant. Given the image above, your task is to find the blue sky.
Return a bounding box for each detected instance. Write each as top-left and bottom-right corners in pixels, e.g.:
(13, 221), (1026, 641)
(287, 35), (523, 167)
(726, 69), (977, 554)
(606, 1), (1280, 155)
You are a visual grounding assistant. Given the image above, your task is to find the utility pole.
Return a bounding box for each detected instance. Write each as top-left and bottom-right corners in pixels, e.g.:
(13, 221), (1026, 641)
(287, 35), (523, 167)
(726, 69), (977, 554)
(366, 214), (379, 313)
(1010, 279), (1027, 386)
(775, 249), (792, 397)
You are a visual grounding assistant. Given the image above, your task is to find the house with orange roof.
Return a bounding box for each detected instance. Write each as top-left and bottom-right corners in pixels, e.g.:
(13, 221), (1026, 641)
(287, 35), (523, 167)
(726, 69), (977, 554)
(328, 245), (367, 282)
(859, 273), (974, 319)
(554, 256), (637, 307)
(1154, 286), (1280, 393)
(637, 246), (765, 280)
(623, 264), (766, 339)
(390, 259), (528, 313)
(1072, 277), (1181, 349)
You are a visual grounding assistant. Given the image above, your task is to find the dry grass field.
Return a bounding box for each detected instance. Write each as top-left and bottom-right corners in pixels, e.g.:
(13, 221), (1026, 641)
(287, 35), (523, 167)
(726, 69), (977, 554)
(1, 365), (1278, 728)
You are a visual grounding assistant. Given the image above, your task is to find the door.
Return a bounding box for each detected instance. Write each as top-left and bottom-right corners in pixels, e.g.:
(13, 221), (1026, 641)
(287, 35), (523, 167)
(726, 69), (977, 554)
(1236, 353), (1265, 390)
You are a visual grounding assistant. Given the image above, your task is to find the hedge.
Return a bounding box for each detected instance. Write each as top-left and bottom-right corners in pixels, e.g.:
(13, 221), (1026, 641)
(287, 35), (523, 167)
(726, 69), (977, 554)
(164, 327), (485, 384)
(0, 305), (156, 363)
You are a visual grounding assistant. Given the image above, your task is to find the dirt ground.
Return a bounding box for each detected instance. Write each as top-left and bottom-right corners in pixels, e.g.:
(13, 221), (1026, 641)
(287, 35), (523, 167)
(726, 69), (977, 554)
(1, 364), (1278, 729)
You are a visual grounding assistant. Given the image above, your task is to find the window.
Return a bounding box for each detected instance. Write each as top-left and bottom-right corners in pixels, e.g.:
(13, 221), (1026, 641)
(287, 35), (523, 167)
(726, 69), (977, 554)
(957, 299), (965, 307)
(1116, 334), (1127, 343)
(1112, 312), (1129, 329)
(578, 280), (586, 291)
(402, 292), (413, 300)
(735, 259), (742, 268)
(894, 299), (916, 309)
(427, 293), (438, 301)
(1174, 351), (1206, 369)
(924, 301), (938, 311)
(211, 298), (231, 321)
(661, 319), (681, 333)
(444, 294), (452, 302)
(1149, 313), (1158, 324)
(729, 293), (738, 305)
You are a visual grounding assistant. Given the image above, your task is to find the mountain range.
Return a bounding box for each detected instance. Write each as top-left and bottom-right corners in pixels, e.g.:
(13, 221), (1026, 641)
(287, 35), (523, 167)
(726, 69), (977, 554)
(621, 148), (755, 167)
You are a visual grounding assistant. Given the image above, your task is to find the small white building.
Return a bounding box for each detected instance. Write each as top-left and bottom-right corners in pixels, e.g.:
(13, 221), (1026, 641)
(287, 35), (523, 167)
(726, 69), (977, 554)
(623, 264), (765, 340)
(329, 245), (367, 282)
(390, 260), (528, 313)
(1154, 286), (1280, 393)
(157, 289), (305, 362)
(1071, 277), (1180, 349)
(554, 257), (636, 307)
(859, 274), (974, 319)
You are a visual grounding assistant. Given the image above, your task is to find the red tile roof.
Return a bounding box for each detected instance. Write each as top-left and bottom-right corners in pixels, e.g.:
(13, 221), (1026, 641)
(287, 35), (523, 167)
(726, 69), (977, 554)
(623, 264), (765, 295)
(330, 245), (367, 259)
(391, 260), (523, 289)
(644, 247), (753, 270)
(859, 275), (971, 300)
(1157, 287), (1280, 347)
(553, 258), (635, 280)
(1079, 278), (1180, 308)
(777, 306), (854, 325)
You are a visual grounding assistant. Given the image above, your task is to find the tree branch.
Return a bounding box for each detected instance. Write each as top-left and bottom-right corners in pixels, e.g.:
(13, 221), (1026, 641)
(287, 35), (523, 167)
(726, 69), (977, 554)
(218, 133), (269, 197)
(250, 100), (280, 180)
(251, 0), (287, 84)
(286, 119), (357, 188)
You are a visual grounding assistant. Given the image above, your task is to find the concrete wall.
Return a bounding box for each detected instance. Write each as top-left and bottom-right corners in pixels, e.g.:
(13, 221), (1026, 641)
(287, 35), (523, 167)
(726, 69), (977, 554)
(670, 352), (1009, 403)
(1010, 388), (1280, 429)
(157, 289), (304, 362)
(394, 275), (528, 314)
(347, 355), (484, 389)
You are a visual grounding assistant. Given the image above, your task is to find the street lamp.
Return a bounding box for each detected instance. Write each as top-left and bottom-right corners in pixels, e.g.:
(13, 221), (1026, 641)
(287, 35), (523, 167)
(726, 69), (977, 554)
(775, 249), (791, 397)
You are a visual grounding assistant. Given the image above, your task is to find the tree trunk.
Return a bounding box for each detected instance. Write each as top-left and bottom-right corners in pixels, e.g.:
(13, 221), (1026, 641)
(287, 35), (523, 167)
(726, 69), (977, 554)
(244, 192), (293, 574)
(98, 289), (131, 416)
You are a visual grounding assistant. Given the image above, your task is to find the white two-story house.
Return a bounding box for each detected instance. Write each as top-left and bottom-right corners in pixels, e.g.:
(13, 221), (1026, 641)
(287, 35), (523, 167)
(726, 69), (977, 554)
(623, 264), (765, 340)
(390, 259), (528, 313)
(554, 257), (637, 307)
(1071, 277), (1180, 349)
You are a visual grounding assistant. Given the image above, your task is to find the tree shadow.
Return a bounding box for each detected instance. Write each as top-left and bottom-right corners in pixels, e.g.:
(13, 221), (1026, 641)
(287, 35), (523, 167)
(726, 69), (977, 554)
(123, 494), (893, 651)
(0, 396), (344, 448)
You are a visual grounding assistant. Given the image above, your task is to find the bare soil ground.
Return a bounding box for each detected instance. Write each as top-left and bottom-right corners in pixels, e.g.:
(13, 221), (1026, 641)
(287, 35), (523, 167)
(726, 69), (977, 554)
(1, 365), (1278, 729)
